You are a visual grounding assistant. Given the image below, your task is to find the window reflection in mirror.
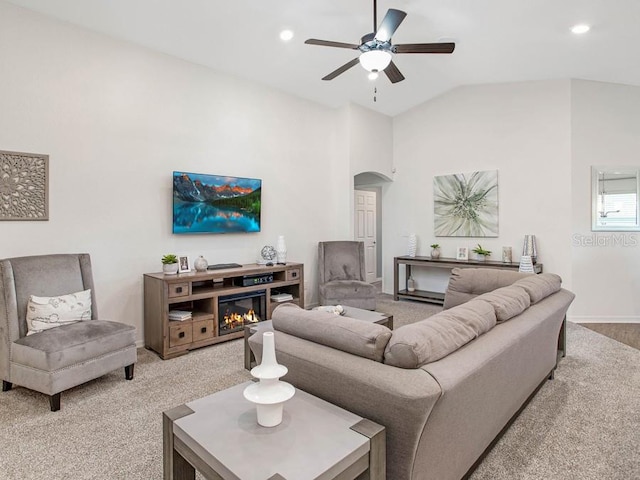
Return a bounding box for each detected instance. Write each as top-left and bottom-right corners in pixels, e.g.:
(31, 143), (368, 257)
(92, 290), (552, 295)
(592, 166), (640, 231)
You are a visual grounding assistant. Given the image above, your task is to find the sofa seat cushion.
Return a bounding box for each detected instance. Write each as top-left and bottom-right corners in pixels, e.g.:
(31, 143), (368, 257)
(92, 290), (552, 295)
(384, 299), (497, 368)
(319, 280), (377, 300)
(271, 303), (391, 362)
(476, 285), (531, 322)
(513, 273), (562, 304)
(11, 320), (136, 372)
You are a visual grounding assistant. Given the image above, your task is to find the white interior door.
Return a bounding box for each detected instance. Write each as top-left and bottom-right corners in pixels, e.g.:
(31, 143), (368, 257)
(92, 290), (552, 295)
(354, 190), (377, 283)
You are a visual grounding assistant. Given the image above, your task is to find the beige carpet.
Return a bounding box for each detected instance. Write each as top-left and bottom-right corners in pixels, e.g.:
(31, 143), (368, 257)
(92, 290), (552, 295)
(470, 320), (640, 480)
(0, 296), (638, 479)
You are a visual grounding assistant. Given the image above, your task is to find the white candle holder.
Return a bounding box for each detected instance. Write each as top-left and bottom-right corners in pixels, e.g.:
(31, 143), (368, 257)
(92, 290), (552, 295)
(522, 235), (538, 263)
(519, 255), (535, 273)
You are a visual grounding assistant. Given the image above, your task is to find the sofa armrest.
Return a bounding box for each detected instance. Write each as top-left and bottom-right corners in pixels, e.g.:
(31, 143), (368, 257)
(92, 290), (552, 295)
(249, 331), (442, 480)
(413, 288), (575, 480)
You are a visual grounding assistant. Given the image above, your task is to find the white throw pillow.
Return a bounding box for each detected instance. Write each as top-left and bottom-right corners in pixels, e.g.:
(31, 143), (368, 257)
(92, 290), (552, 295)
(26, 289), (92, 335)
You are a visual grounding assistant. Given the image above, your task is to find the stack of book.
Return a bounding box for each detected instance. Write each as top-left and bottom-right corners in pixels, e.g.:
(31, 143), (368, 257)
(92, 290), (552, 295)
(168, 310), (192, 321)
(271, 293), (293, 303)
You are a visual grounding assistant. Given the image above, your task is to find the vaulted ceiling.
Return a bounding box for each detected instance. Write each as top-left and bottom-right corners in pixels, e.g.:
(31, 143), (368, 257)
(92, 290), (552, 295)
(6, 0), (640, 116)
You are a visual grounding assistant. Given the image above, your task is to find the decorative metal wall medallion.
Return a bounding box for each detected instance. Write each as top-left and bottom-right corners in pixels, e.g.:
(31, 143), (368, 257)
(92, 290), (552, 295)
(0, 150), (49, 221)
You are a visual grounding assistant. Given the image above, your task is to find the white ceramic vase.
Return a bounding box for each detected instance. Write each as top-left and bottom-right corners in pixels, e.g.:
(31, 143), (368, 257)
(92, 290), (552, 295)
(243, 332), (295, 427)
(431, 248), (440, 259)
(276, 235), (287, 264)
(194, 255), (208, 272)
(407, 234), (417, 257)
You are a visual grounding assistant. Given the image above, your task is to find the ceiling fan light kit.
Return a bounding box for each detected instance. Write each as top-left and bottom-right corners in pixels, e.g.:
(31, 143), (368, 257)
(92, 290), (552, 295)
(359, 50), (392, 72)
(305, 0), (455, 84)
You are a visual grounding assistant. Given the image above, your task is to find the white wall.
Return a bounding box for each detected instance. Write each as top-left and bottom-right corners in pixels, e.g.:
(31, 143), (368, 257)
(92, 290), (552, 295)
(5, 4), (638, 336)
(386, 80), (573, 295)
(347, 103), (394, 180)
(571, 80), (640, 323)
(387, 78), (640, 323)
(336, 103), (394, 241)
(0, 3), (353, 342)
(346, 104), (393, 272)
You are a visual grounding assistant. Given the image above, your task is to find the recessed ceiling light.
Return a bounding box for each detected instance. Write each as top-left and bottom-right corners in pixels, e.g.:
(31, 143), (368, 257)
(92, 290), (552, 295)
(571, 24), (590, 34)
(279, 29), (294, 42)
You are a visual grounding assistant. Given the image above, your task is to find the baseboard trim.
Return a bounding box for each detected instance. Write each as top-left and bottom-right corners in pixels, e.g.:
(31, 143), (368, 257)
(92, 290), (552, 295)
(568, 316), (640, 324)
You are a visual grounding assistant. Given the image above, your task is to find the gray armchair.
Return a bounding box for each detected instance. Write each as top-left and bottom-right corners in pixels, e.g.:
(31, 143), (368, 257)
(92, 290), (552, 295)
(0, 253), (137, 411)
(318, 241), (377, 310)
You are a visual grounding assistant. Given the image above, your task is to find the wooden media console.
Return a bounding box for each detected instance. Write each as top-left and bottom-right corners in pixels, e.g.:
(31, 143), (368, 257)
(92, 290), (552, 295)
(144, 262), (304, 359)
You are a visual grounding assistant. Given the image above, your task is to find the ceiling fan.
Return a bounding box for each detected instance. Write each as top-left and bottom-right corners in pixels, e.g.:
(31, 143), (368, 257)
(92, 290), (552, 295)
(305, 0), (455, 83)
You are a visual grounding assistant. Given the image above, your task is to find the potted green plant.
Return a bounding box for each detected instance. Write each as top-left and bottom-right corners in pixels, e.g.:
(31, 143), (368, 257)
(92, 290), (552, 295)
(162, 254), (179, 275)
(430, 243), (441, 259)
(471, 244), (491, 261)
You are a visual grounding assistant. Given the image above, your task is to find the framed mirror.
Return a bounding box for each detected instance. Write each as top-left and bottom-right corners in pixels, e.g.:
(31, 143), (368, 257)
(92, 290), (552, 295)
(592, 166), (640, 231)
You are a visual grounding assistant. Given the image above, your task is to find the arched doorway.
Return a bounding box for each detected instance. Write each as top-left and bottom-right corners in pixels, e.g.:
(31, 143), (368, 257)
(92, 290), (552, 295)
(354, 171), (392, 284)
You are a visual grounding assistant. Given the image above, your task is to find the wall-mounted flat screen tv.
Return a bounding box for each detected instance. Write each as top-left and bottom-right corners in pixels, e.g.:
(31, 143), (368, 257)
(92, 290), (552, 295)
(173, 171), (262, 234)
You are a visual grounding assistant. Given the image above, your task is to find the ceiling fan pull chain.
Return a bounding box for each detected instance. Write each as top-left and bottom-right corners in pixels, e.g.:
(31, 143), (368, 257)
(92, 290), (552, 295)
(374, 86), (377, 102)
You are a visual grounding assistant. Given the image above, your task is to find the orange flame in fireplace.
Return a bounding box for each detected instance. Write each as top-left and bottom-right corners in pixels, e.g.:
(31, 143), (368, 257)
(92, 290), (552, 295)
(223, 309), (259, 329)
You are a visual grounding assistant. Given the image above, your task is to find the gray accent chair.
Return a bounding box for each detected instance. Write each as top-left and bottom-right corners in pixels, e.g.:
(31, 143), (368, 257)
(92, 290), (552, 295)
(318, 241), (377, 310)
(0, 254), (137, 411)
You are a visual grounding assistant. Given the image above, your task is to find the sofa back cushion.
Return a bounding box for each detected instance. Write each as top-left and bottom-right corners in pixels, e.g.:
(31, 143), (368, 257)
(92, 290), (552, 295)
(384, 299), (497, 368)
(271, 303), (392, 362)
(443, 268), (533, 310)
(475, 285), (531, 322)
(513, 273), (562, 304)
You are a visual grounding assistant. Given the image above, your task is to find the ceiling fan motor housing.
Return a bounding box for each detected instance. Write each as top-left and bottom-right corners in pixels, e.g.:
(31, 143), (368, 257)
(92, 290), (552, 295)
(359, 33), (392, 53)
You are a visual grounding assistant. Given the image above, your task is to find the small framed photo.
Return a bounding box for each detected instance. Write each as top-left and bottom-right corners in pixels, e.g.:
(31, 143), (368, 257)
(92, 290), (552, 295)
(456, 247), (469, 261)
(178, 255), (191, 273)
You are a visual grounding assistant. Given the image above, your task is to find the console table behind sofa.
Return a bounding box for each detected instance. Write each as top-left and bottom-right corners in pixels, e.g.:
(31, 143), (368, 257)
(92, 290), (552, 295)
(393, 256), (543, 305)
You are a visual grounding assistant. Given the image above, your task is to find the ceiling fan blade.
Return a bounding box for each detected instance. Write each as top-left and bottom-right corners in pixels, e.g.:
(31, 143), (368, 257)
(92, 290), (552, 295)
(384, 60), (405, 84)
(374, 9), (407, 42)
(393, 43), (456, 54)
(322, 58), (360, 81)
(305, 39), (360, 50)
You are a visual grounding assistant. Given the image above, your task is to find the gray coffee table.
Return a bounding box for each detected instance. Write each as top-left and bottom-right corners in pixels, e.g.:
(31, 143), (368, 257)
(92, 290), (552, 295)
(163, 382), (386, 480)
(243, 306), (393, 370)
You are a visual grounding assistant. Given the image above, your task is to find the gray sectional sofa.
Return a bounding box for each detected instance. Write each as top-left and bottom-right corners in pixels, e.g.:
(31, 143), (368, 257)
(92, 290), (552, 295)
(249, 268), (575, 480)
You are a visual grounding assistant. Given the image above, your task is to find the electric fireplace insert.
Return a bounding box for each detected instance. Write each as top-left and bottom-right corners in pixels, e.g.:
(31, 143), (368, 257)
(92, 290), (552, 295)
(218, 290), (266, 335)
